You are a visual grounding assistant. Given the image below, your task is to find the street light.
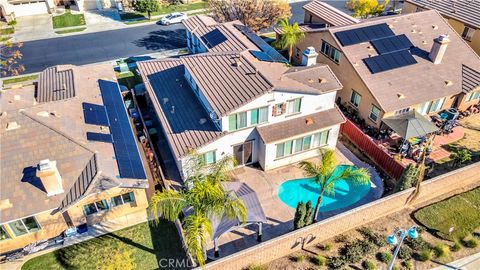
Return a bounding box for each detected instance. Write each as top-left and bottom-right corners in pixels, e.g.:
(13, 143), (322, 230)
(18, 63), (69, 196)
(386, 226), (419, 270)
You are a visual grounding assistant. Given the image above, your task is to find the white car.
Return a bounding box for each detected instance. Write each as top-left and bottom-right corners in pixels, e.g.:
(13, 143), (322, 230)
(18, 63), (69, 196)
(159, 12), (188, 25)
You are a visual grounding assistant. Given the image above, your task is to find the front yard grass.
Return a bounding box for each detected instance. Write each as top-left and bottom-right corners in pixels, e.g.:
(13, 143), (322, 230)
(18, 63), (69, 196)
(0, 27), (14, 35)
(2, 74), (39, 85)
(414, 188), (480, 240)
(55, 27), (86, 34)
(22, 220), (186, 270)
(120, 1), (207, 21)
(52, 10), (86, 29)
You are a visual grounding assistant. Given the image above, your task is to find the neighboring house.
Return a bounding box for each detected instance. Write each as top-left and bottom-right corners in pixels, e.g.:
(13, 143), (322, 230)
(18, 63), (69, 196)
(137, 15), (345, 178)
(0, 64), (149, 253)
(402, 0), (480, 55)
(292, 10), (480, 128)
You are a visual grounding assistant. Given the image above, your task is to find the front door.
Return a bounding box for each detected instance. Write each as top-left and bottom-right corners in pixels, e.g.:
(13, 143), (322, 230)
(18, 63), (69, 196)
(233, 141), (253, 166)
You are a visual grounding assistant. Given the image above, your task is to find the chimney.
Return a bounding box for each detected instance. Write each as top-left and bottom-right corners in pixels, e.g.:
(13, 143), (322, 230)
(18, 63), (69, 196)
(429, 35), (450, 64)
(36, 159), (64, 197)
(301, 47), (318, 67)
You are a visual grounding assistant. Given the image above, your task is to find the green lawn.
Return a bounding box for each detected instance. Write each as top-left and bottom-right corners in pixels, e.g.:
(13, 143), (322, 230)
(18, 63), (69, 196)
(120, 1), (207, 21)
(22, 220), (187, 270)
(55, 27), (86, 34)
(0, 27), (14, 35)
(52, 10), (86, 29)
(414, 188), (480, 240)
(2, 74), (38, 85)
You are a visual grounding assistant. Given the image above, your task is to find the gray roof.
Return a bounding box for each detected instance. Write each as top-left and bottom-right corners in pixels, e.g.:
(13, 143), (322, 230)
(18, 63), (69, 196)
(328, 10), (480, 112)
(462, 64), (480, 93)
(37, 66), (75, 103)
(382, 110), (439, 139)
(303, 0), (359, 26)
(182, 52), (274, 116)
(137, 59), (224, 159)
(257, 106), (346, 144)
(405, 0), (480, 28)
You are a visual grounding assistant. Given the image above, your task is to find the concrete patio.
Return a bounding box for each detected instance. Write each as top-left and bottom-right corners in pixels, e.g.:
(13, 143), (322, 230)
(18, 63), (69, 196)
(206, 142), (384, 260)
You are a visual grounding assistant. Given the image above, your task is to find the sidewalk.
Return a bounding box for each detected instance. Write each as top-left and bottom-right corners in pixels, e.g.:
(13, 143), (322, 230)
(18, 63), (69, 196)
(430, 252), (480, 270)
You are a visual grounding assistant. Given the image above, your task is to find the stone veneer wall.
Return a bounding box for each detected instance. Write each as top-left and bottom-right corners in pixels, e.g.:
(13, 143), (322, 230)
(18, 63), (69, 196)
(201, 162), (480, 270)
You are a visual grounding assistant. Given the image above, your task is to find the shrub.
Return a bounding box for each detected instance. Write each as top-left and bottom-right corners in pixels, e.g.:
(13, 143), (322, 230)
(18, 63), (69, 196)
(451, 240), (462, 252)
(358, 227), (387, 247)
(378, 252), (392, 263)
(340, 239), (375, 263)
(406, 236), (432, 251)
(450, 148), (471, 168)
(394, 163), (418, 192)
(462, 235), (479, 248)
(292, 254), (305, 262)
(392, 266), (400, 270)
(335, 234), (351, 243)
(434, 244), (450, 258)
(404, 260), (414, 270)
(312, 254), (327, 266)
(323, 242), (333, 251)
(327, 256), (346, 269)
(246, 265), (265, 270)
(362, 260), (376, 270)
(7, 20), (17, 26)
(304, 200), (314, 226)
(293, 202), (306, 230)
(419, 249), (434, 261)
(398, 245), (413, 260)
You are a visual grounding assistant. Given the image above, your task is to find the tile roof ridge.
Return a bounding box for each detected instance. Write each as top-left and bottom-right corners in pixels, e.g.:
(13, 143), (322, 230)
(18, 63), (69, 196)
(309, 0), (360, 23)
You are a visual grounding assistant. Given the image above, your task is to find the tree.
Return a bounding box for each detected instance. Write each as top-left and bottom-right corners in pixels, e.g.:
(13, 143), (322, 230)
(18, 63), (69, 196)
(346, 0), (389, 19)
(273, 18), (304, 63)
(0, 41), (25, 77)
(299, 149), (370, 222)
(394, 163), (418, 192)
(208, 0), (291, 32)
(304, 200), (314, 226)
(97, 249), (136, 270)
(293, 201), (306, 229)
(149, 154), (246, 266)
(407, 135), (433, 204)
(134, 0), (160, 20)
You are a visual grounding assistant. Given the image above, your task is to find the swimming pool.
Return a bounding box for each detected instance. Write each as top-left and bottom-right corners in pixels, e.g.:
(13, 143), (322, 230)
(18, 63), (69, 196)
(278, 165), (371, 212)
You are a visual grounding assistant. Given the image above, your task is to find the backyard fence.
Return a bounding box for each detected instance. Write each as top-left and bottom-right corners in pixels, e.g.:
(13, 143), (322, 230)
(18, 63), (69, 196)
(340, 119), (406, 180)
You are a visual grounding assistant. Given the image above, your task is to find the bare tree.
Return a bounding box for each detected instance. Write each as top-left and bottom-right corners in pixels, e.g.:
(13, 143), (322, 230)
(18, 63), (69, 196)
(208, 0), (291, 32)
(1, 41), (25, 77)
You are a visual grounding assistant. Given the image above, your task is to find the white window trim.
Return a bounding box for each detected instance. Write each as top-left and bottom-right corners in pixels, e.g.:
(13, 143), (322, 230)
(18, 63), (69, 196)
(462, 26), (475, 41)
(111, 192), (135, 208)
(287, 97), (302, 115)
(83, 200), (109, 216)
(6, 216), (42, 237)
(369, 104), (380, 122)
(0, 225), (11, 241)
(350, 90), (361, 108)
(274, 130), (330, 160)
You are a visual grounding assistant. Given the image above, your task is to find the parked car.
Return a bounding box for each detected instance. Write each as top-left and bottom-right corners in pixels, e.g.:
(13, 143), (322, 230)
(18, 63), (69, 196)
(159, 12), (188, 25)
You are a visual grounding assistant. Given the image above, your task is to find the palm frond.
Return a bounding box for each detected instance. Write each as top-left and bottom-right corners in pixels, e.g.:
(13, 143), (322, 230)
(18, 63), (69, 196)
(222, 191), (247, 223)
(149, 190), (187, 222)
(183, 212), (212, 266)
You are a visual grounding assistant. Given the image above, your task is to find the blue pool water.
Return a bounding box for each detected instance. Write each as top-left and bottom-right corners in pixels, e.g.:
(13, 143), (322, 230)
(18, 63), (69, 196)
(278, 165), (371, 212)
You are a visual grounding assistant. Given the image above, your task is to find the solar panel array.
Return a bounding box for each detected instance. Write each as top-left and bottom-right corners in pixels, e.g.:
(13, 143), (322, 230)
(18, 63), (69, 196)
(363, 50), (417, 74)
(370, 34), (413, 54)
(98, 80), (146, 179)
(86, 132), (112, 143)
(335, 23), (395, 46)
(234, 24), (288, 63)
(201, 28), (228, 49)
(82, 102), (109, 126)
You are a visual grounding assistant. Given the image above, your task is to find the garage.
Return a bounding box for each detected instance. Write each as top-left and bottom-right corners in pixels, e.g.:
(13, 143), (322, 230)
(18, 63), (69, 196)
(10, 0), (48, 17)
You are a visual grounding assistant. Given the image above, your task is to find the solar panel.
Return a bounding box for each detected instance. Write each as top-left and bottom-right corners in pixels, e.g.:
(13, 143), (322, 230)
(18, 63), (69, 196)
(86, 132), (112, 143)
(82, 102), (109, 126)
(235, 24), (288, 63)
(335, 23), (395, 46)
(201, 28), (228, 49)
(363, 50), (417, 74)
(98, 80), (146, 179)
(250, 51), (273, 62)
(371, 34), (414, 54)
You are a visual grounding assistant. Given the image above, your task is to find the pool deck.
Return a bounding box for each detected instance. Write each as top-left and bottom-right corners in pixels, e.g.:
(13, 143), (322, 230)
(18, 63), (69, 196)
(206, 142), (384, 260)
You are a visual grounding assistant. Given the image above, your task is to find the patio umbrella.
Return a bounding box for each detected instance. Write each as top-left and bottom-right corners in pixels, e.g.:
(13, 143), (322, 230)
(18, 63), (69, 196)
(382, 110), (439, 139)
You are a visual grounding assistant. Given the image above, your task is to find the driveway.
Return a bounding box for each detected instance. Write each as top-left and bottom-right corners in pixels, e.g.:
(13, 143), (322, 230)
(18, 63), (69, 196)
(14, 14), (55, 42)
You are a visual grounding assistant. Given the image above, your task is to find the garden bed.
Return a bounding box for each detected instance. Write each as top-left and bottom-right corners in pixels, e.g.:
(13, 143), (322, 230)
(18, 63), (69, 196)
(52, 10), (86, 29)
(2, 74), (38, 85)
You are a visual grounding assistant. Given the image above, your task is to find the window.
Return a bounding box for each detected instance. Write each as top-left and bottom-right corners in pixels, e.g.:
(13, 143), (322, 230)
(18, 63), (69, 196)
(369, 105), (381, 122)
(111, 192), (136, 207)
(418, 97), (445, 115)
(415, 7), (424, 12)
(350, 90), (361, 107)
(228, 111), (247, 131)
(8, 217), (40, 236)
(250, 106), (268, 125)
(466, 91), (480, 101)
(1, 225), (10, 240)
(200, 151), (216, 165)
(296, 48), (301, 57)
(394, 107), (410, 116)
(461, 26), (475, 41)
(275, 130), (330, 158)
(83, 199), (109, 216)
(287, 98), (302, 114)
(273, 103), (286, 116)
(320, 40), (342, 63)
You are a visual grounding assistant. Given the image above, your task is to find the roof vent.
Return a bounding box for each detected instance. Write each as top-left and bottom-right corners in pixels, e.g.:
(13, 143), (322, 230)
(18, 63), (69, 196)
(51, 111), (60, 117)
(308, 79), (314, 83)
(318, 78), (328, 84)
(422, 40), (428, 45)
(305, 117), (314, 125)
(445, 80), (453, 86)
(14, 95), (21, 101)
(171, 105), (175, 114)
(36, 159), (64, 197)
(411, 29), (417, 33)
(429, 34), (450, 64)
(199, 118), (207, 125)
(6, 121), (20, 131)
(388, 24), (394, 29)
(235, 60), (242, 67)
(0, 199), (13, 210)
(397, 93), (406, 99)
(37, 111), (50, 117)
(163, 97), (169, 104)
(432, 25), (439, 30)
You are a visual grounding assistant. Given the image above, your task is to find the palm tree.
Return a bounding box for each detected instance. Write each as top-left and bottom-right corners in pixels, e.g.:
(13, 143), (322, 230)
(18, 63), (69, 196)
(150, 155), (246, 266)
(407, 135), (434, 204)
(299, 149), (370, 222)
(273, 18), (305, 63)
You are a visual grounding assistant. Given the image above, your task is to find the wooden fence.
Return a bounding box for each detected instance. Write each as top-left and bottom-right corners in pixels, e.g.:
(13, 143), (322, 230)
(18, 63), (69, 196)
(340, 119), (406, 180)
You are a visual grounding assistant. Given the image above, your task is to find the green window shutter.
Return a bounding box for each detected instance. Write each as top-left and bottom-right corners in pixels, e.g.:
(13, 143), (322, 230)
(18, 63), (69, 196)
(205, 151), (216, 164)
(284, 141), (293, 156)
(229, 115), (237, 131)
(294, 138), (303, 153)
(238, 112), (247, 128)
(320, 130), (329, 145)
(250, 109), (258, 125)
(295, 98), (301, 113)
(303, 135), (312, 150)
(276, 143), (285, 158)
(259, 107), (268, 123)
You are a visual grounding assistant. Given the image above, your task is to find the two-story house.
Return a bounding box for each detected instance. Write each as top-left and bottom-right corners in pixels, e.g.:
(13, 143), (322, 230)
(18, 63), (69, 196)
(402, 0), (480, 55)
(137, 16), (346, 177)
(291, 9), (480, 128)
(0, 64), (149, 253)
